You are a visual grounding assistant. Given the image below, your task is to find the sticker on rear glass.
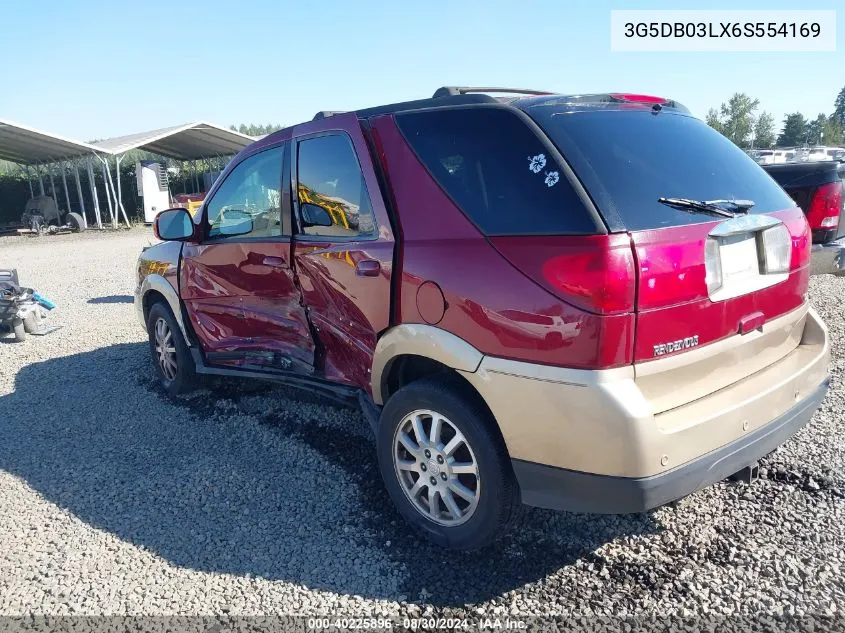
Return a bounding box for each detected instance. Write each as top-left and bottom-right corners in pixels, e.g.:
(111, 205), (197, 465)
(544, 171), (560, 187)
(528, 154), (546, 173)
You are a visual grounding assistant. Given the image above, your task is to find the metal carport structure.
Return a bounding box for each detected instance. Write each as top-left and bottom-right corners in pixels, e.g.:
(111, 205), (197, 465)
(1, 119), (255, 231)
(0, 119), (108, 229)
(91, 121), (254, 159)
(92, 122), (255, 223)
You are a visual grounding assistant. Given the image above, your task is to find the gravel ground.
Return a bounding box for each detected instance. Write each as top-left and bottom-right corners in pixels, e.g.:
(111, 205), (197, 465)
(0, 228), (843, 619)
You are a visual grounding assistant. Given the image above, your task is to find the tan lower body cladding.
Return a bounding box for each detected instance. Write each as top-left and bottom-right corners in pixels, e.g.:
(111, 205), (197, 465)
(372, 303), (829, 480)
(458, 304), (829, 478)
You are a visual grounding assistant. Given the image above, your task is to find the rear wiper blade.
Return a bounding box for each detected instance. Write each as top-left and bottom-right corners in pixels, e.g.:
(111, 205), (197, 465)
(657, 197), (753, 218)
(705, 199), (755, 212)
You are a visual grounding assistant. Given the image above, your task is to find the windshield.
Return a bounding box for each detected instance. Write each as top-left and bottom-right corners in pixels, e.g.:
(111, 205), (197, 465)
(525, 108), (795, 231)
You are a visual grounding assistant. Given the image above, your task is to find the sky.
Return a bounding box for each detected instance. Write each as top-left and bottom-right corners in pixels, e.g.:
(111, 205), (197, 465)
(0, 0), (842, 142)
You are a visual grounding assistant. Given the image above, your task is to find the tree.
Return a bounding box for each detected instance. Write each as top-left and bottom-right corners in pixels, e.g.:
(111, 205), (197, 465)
(777, 113), (808, 147)
(705, 108), (724, 134)
(821, 116), (844, 146)
(705, 94), (759, 147)
(229, 123), (284, 137)
(833, 86), (845, 128)
(719, 93), (759, 147)
(807, 113), (828, 145)
(753, 112), (776, 148)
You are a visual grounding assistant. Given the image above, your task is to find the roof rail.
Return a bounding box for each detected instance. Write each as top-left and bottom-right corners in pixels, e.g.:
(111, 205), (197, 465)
(312, 111), (346, 121)
(432, 86), (554, 99)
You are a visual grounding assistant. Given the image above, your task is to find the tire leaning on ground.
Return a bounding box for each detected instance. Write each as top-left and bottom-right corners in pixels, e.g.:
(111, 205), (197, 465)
(377, 376), (518, 551)
(146, 301), (196, 396)
(66, 212), (85, 232)
(23, 311), (41, 334)
(12, 318), (26, 342)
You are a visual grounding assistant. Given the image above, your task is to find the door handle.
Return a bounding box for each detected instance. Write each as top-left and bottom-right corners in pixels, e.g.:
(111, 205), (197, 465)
(262, 256), (285, 268)
(355, 259), (381, 277)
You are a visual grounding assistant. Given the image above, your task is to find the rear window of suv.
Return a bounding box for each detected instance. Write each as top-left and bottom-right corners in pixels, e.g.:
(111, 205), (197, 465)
(526, 108), (795, 231)
(395, 107), (599, 236)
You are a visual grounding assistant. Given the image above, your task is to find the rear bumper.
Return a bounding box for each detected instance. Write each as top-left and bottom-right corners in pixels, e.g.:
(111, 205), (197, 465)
(811, 238), (845, 276)
(458, 304), (829, 510)
(512, 377), (829, 514)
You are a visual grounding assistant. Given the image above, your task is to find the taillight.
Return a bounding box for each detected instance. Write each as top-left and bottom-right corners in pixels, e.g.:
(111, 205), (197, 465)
(540, 251), (635, 315)
(806, 181), (843, 230)
(489, 235), (636, 315)
(609, 93), (666, 104)
(778, 210), (812, 270)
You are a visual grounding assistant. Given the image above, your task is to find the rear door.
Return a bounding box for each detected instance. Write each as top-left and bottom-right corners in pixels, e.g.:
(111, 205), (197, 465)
(528, 106), (811, 408)
(180, 141), (316, 372)
(289, 114), (395, 390)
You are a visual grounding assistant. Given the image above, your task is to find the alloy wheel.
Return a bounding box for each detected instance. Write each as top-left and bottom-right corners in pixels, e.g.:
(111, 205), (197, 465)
(392, 409), (480, 526)
(154, 317), (177, 381)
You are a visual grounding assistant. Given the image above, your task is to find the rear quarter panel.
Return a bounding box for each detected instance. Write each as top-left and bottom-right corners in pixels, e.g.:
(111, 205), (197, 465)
(370, 115), (633, 369)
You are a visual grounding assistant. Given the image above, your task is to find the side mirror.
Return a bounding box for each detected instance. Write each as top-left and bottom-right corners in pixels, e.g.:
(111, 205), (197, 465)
(209, 208), (254, 238)
(154, 208), (194, 241)
(300, 203), (333, 228)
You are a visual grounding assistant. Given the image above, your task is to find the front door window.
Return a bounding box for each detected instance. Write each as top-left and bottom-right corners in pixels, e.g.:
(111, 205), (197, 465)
(205, 146), (283, 239)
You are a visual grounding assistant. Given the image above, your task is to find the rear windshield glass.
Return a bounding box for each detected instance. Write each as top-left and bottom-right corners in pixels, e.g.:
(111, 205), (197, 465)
(395, 108), (598, 235)
(527, 108), (795, 231)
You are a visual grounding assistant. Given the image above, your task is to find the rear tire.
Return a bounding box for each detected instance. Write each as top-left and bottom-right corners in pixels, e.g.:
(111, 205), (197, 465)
(146, 301), (196, 395)
(377, 376), (518, 550)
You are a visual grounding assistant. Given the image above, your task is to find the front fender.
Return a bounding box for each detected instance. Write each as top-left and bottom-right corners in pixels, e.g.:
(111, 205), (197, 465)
(137, 273), (191, 345)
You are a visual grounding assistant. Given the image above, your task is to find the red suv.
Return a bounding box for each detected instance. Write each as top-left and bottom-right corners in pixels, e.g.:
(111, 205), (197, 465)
(136, 87), (830, 550)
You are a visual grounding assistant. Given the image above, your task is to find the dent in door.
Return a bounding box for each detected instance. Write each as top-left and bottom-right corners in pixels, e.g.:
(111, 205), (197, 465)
(181, 242), (315, 366)
(236, 241), (314, 367)
(181, 243), (249, 352)
(295, 241), (393, 388)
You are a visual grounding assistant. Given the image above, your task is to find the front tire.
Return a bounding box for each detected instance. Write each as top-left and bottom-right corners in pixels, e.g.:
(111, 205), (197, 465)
(377, 376), (518, 550)
(146, 301), (196, 395)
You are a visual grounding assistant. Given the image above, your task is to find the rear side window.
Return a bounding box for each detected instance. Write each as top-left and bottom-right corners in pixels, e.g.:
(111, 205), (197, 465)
(527, 109), (795, 231)
(395, 108), (598, 235)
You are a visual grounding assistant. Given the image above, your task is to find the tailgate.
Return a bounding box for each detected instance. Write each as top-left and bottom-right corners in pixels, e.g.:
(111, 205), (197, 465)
(526, 107), (814, 411)
(630, 208), (810, 413)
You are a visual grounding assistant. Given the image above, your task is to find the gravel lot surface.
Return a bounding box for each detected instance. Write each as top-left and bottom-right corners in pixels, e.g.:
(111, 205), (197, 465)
(0, 228), (843, 618)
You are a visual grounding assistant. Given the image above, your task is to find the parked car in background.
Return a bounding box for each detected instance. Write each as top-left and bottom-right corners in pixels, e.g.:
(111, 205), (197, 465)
(805, 146), (845, 162)
(135, 87), (830, 550)
(807, 147), (828, 162)
(762, 160), (845, 276)
(753, 149), (776, 165)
